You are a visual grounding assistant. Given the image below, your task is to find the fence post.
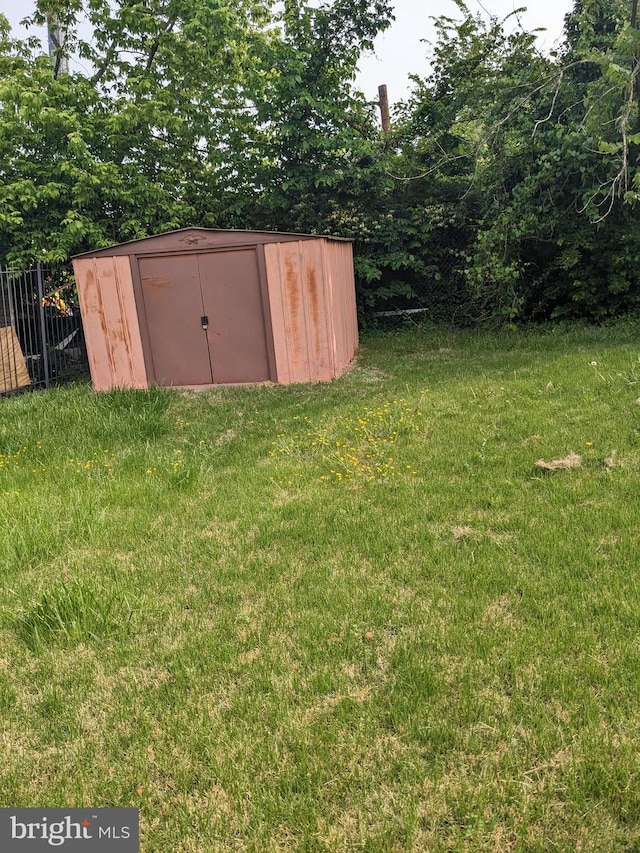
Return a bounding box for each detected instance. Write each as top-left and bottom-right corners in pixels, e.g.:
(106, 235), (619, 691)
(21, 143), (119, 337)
(36, 262), (51, 389)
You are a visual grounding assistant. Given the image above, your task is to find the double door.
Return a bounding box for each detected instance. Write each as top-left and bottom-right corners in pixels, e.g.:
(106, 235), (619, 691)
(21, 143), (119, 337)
(138, 249), (271, 386)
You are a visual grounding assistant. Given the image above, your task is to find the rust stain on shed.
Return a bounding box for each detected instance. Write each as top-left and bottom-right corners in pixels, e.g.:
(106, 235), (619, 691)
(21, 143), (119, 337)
(306, 266), (321, 361)
(142, 277), (172, 289)
(284, 251), (303, 363)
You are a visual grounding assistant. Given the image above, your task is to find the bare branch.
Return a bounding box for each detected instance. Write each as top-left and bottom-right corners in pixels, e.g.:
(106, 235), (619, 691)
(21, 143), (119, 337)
(91, 13), (178, 84)
(532, 67), (563, 136)
(91, 40), (120, 85)
(146, 16), (178, 72)
(384, 152), (469, 181)
(579, 64), (640, 222)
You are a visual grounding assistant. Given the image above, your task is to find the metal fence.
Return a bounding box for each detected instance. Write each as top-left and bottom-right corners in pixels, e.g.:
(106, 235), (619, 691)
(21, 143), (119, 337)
(0, 264), (88, 395)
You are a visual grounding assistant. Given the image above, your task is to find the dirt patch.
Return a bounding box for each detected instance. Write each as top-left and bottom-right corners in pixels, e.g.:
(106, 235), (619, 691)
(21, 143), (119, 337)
(535, 452), (581, 471)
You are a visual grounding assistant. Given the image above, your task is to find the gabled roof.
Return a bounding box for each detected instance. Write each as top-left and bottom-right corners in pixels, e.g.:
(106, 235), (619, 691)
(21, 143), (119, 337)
(73, 227), (352, 259)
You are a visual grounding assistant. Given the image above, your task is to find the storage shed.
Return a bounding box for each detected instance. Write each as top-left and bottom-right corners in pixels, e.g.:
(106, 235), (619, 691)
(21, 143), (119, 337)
(72, 228), (358, 391)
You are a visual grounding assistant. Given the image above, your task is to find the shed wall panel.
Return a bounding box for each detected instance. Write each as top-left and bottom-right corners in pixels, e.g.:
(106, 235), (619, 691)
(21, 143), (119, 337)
(263, 244), (291, 384)
(264, 240), (357, 384)
(322, 240), (358, 375)
(300, 241), (334, 381)
(74, 259), (112, 389)
(281, 242), (311, 383)
(264, 242), (310, 383)
(74, 257), (147, 390)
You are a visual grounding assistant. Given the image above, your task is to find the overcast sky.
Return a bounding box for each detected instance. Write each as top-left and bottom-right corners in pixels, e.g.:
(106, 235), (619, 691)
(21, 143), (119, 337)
(357, 0), (575, 103)
(1, 0), (575, 103)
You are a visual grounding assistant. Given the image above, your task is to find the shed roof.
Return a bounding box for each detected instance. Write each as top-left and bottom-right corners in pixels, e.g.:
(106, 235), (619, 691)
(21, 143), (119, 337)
(73, 227), (352, 260)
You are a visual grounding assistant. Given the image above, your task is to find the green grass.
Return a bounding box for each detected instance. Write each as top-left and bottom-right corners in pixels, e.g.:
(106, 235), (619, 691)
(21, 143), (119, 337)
(1, 322), (640, 851)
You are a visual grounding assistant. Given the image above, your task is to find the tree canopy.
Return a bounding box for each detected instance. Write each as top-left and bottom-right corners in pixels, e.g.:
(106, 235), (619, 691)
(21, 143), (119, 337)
(0, 0), (392, 265)
(364, 0), (640, 322)
(0, 0), (639, 323)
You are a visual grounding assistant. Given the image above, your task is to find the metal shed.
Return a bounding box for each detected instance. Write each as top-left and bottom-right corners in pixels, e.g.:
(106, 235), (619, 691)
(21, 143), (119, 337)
(72, 228), (358, 391)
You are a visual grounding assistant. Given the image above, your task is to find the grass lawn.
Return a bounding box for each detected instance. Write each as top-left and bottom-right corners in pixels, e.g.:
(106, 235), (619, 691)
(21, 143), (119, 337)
(1, 322), (640, 851)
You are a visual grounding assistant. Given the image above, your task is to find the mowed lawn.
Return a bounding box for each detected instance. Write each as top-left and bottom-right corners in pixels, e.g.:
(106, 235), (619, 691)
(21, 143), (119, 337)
(1, 323), (640, 852)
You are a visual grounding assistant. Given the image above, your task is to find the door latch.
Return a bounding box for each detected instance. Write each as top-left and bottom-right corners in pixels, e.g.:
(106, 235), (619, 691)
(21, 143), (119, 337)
(201, 315), (208, 331)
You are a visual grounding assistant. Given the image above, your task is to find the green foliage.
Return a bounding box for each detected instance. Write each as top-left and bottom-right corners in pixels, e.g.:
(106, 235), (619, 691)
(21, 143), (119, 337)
(248, 0), (394, 240)
(0, 0), (394, 281)
(1, 0), (639, 322)
(0, 0), (287, 266)
(361, 0), (640, 322)
(16, 579), (133, 650)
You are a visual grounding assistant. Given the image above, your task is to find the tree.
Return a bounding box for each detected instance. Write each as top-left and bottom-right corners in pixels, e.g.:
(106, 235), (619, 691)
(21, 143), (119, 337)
(0, 1), (273, 267)
(363, 0), (640, 322)
(4, 0), (638, 325)
(0, 0), (393, 276)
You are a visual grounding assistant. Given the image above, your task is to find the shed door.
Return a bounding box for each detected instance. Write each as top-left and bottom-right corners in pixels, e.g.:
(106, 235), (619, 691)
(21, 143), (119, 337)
(139, 249), (269, 386)
(199, 249), (270, 384)
(139, 254), (212, 386)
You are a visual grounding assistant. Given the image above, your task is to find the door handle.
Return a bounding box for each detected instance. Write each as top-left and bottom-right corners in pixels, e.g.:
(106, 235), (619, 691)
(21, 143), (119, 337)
(201, 315), (208, 331)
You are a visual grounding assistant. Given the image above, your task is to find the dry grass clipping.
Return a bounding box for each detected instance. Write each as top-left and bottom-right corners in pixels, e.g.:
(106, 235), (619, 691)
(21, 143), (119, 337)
(535, 452), (581, 471)
(452, 526), (474, 540)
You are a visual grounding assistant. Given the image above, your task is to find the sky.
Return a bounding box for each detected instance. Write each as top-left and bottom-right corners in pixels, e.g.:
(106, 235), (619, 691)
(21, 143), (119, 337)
(0, 0), (575, 103)
(355, 0), (575, 104)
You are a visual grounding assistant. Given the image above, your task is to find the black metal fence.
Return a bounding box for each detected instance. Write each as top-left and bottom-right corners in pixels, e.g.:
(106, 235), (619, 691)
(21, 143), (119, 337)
(0, 264), (88, 394)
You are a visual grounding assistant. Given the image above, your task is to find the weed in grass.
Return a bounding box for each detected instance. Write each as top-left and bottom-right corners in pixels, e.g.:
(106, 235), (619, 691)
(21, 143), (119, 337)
(611, 355), (640, 387)
(15, 579), (134, 651)
(0, 677), (16, 714)
(1, 444), (116, 480)
(269, 398), (422, 484)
